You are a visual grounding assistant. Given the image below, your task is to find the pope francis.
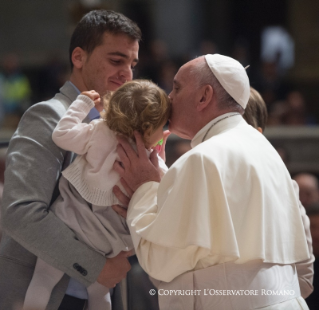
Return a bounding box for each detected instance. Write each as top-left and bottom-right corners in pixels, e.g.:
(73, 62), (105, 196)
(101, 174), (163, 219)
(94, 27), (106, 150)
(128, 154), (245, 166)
(113, 54), (311, 310)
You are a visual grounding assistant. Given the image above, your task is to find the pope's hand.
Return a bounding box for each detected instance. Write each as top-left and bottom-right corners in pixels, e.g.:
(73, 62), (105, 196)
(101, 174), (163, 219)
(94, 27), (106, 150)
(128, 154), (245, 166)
(113, 131), (161, 193)
(112, 178), (134, 219)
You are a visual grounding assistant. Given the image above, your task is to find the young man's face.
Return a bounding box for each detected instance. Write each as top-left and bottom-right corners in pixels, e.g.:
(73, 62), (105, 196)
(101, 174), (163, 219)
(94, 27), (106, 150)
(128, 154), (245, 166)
(81, 32), (139, 95)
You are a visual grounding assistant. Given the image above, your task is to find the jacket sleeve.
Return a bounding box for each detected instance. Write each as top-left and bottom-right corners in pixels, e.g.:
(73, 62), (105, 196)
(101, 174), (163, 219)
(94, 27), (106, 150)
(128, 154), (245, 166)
(292, 180), (314, 298)
(1, 100), (105, 287)
(52, 94), (97, 155)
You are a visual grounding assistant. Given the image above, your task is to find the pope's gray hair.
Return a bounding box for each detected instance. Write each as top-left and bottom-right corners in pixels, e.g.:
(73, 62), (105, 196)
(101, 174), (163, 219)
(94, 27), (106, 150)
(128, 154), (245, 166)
(191, 59), (244, 114)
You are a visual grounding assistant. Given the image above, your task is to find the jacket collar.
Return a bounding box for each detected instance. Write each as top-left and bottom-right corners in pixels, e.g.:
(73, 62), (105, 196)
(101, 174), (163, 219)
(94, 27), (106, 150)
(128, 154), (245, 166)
(59, 81), (80, 103)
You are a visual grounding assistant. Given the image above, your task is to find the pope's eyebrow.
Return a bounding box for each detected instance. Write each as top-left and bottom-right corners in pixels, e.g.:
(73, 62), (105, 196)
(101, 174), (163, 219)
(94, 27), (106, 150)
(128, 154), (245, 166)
(173, 80), (180, 87)
(107, 51), (139, 64)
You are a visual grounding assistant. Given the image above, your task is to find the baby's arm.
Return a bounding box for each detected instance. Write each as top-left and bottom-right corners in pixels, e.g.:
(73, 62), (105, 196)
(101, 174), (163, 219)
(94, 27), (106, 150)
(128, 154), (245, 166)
(52, 91), (100, 154)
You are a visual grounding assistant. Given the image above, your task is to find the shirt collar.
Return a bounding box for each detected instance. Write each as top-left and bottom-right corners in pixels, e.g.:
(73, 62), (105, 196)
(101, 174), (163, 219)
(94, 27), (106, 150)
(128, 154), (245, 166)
(191, 113), (242, 148)
(68, 81), (81, 95)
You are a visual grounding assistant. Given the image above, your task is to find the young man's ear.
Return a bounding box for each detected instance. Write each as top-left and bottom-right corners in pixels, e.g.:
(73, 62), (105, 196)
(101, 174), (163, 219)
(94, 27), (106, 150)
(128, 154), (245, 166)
(71, 47), (87, 69)
(197, 85), (213, 111)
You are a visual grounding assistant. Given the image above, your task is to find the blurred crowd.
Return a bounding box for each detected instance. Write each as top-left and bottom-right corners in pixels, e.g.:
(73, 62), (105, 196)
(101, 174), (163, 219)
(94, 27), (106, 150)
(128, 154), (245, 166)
(0, 35), (318, 131)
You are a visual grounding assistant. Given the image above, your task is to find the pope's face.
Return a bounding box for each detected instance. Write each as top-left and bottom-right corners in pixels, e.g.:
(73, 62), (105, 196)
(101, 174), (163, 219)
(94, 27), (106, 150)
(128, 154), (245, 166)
(81, 33), (139, 95)
(168, 63), (198, 139)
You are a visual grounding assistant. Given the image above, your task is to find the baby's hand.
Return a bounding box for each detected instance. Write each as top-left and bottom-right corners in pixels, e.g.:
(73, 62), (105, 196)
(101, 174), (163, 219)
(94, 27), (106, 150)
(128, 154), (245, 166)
(82, 90), (103, 112)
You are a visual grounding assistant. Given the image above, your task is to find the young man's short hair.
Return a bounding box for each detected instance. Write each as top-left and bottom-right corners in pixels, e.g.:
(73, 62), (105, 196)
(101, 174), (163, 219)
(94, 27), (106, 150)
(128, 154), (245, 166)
(69, 10), (141, 68)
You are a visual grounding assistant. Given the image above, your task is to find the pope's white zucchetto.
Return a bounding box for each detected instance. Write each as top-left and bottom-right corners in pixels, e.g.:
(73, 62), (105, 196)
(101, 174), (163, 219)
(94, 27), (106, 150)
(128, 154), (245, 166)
(204, 54), (250, 109)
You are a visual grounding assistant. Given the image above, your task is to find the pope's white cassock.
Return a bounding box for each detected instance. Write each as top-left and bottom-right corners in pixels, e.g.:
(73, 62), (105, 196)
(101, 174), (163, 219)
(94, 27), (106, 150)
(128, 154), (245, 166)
(127, 113), (312, 310)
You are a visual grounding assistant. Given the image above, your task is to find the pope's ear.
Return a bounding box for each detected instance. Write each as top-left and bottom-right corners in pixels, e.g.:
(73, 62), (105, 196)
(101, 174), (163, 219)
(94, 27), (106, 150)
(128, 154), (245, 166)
(197, 85), (213, 111)
(71, 47), (87, 69)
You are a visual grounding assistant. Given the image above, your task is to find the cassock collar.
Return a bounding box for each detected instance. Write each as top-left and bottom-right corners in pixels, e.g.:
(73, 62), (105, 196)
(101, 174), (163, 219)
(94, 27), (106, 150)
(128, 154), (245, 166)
(191, 113), (243, 148)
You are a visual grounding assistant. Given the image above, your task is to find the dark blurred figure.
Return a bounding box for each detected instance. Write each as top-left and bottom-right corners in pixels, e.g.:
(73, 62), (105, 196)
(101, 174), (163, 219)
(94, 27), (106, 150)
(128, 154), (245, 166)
(0, 54), (31, 129)
(158, 60), (178, 94)
(294, 173), (319, 210)
(281, 91), (316, 126)
(38, 55), (68, 101)
(266, 99), (286, 126)
(305, 204), (319, 309)
(198, 40), (218, 56)
(138, 39), (169, 82)
(232, 38), (250, 68)
(274, 146), (290, 166)
(166, 140), (192, 167)
(255, 60), (287, 110)
(268, 91), (316, 126)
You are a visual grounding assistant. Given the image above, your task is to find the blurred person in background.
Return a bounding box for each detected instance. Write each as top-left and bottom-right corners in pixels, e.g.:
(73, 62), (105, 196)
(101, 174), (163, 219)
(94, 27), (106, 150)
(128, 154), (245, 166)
(38, 55), (69, 101)
(0, 10), (141, 310)
(138, 39), (169, 83)
(165, 140), (192, 167)
(267, 91), (316, 126)
(231, 38), (250, 68)
(0, 54), (31, 129)
(253, 60), (289, 113)
(294, 173), (319, 209)
(158, 60), (178, 94)
(281, 91), (316, 126)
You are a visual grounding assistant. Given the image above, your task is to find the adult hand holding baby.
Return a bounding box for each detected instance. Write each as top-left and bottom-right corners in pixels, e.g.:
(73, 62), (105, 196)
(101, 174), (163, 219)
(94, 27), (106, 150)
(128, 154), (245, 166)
(112, 131), (162, 218)
(97, 250), (133, 288)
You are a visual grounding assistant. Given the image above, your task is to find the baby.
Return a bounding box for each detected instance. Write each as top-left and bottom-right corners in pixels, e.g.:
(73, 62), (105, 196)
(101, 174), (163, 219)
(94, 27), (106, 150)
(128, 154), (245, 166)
(23, 80), (171, 310)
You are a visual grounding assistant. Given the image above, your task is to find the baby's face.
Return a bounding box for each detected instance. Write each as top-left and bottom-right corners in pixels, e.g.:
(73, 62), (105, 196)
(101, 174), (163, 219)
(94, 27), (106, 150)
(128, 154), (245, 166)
(144, 125), (165, 150)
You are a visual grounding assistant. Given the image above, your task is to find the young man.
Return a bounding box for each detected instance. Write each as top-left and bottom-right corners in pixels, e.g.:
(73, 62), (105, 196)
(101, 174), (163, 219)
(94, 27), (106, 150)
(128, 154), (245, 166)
(114, 55), (310, 309)
(0, 10), (140, 310)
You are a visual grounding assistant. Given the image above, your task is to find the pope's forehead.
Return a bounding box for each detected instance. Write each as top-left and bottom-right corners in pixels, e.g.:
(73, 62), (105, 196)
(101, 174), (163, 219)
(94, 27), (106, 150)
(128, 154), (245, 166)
(177, 56), (206, 78)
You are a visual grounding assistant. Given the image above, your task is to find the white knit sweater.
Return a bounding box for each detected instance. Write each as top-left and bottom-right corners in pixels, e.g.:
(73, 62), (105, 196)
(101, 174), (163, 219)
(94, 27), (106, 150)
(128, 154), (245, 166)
(52, 94), (168, 206)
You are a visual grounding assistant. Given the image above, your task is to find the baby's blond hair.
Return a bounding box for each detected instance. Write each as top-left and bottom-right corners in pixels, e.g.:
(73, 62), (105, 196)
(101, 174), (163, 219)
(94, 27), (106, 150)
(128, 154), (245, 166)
(102, 80), (171, 143)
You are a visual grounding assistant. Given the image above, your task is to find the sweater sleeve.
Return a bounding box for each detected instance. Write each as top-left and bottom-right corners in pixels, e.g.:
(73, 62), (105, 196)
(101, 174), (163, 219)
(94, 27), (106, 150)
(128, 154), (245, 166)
(52, 94), (97, 155)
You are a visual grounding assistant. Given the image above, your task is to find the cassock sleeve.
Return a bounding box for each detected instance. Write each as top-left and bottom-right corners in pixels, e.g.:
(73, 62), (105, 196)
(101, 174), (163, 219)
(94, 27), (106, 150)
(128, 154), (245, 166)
(126, 152), (240, 283)
(127, 182), (210, 282)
